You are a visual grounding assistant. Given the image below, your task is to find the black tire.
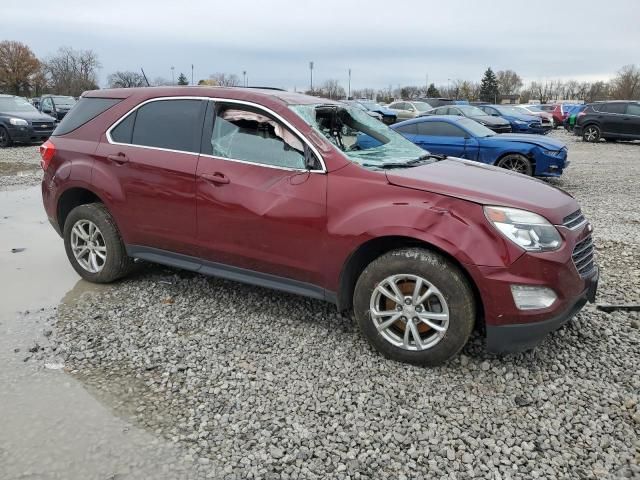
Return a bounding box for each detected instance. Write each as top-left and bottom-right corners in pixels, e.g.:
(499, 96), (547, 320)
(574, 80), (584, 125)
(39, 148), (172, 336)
(582, 124), (600, 142)
(496, 153), (533, 176)
(63, 203), (133, 283)
(0, 126), (12, 148)
(353, 248), (475, 366)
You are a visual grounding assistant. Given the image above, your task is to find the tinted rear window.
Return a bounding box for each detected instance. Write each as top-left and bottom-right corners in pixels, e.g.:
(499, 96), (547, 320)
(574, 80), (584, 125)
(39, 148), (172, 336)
(110, 99), (205, 153)
(53, 98), (121, 136)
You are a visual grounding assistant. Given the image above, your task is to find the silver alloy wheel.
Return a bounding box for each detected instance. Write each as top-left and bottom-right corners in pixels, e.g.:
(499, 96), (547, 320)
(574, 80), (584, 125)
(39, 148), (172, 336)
(499, 156), (529, 173)
(370, 274), (450, 351)
(584, 126), (599, 142)
(70, 219), (107, 273)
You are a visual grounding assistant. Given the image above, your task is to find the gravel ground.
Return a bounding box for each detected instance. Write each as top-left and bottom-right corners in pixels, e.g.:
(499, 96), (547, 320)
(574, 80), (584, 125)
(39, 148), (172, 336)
(5, 132), (640, 479)
(0, 144), (42, 189)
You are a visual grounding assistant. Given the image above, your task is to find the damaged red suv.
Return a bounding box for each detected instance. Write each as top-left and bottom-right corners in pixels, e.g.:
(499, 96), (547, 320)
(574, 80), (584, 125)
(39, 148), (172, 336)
(41, 87), (598, 365)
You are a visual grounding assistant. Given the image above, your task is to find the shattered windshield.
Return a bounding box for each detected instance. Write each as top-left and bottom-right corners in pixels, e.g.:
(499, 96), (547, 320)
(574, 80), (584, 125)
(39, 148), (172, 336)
(290, 104), (431, 169)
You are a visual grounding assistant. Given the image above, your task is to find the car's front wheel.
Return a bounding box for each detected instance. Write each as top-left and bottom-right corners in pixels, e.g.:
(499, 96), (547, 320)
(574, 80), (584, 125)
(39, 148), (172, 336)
(583, 125), (601, 142)
(496, 154), (533, 176)
(353, 248), (475, 366)
(0, 126), (13, 148)
(63, 203), (133, 283)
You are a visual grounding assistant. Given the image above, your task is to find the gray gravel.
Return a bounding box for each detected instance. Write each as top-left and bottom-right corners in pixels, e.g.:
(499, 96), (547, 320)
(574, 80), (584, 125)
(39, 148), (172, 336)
(0, 144), (42, 189)
(9, 132), (640, 478)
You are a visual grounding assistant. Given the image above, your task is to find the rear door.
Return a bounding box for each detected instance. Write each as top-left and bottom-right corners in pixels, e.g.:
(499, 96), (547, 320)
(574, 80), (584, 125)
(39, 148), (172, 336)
(624, 102), (640, 137)
(194, 100), (328, 287)
(600, 102), (627, 135)
(95, 97), (206, 255)
(414, 121), (469, 157)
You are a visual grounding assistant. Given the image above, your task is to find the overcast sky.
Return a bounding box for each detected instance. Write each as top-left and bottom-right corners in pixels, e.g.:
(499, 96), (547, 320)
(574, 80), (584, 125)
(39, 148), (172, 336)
(3, 0), (639, 90)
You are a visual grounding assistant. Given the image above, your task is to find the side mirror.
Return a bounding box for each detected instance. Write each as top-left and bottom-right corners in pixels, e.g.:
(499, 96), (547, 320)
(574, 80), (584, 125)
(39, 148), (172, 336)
(43, 108), (52, 114)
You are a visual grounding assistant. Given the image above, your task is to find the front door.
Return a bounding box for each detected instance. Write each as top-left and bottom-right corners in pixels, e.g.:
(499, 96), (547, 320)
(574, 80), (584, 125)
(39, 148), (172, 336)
(195, 101), (328, 287)
(414, 121), (469, 158)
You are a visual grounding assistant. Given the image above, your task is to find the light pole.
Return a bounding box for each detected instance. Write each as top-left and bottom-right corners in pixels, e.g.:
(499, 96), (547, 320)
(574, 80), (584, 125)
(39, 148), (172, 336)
(348, 68), (351, 99)
(191, 64), (194, 86)
(171, 66), (175, 85)
(243, 70), (247, 87)
(447, 78), (451, 98)
(309, 61), (314, 92)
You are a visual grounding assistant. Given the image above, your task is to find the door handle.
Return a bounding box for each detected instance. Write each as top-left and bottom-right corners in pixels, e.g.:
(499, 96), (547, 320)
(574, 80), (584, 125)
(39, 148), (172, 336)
(200, 172), (230, 184)
(107, 153), (129, 164)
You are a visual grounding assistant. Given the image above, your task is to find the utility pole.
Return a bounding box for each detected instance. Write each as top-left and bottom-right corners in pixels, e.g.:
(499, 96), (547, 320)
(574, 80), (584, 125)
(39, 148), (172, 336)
(171, 66), (175, 85)
(348, 68), (351, 99)
(191, 65), (194, 85)
(243, 70), (247, 87)
(309, 61), (314, 92)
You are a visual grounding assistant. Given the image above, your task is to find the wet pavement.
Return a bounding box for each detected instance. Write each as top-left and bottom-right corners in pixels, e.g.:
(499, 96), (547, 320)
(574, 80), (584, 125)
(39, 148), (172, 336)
(0, 187), (193, 480)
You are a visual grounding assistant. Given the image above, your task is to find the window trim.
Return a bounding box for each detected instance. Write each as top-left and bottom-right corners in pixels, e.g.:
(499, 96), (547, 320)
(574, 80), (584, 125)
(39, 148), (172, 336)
(106, 96), (327, 173)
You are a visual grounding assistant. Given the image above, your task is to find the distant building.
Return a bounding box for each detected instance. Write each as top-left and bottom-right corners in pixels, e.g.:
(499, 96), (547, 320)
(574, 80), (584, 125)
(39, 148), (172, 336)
(499, 94), (520, 104)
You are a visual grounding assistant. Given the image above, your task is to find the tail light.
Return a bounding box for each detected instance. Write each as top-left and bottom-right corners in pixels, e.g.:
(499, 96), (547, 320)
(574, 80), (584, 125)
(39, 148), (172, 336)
(40, 139), (56, 170)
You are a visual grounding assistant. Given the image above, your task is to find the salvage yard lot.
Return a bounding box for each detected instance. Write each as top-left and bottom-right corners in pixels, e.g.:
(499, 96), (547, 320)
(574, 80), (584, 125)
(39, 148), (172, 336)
(2, 130), (639, 478)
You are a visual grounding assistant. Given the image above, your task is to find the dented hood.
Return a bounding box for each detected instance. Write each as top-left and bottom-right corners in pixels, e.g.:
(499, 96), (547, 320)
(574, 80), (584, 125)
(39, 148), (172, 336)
(385, 158), (578, 224)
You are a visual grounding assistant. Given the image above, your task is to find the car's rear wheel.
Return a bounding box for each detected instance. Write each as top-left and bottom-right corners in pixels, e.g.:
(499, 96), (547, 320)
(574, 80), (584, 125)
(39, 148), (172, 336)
(353, 248), (475, 366)
(496, 154), (533, 176)
(0, 126), (12, 148)
(63, 203), (133, 283)
(583, 125), (600, 142)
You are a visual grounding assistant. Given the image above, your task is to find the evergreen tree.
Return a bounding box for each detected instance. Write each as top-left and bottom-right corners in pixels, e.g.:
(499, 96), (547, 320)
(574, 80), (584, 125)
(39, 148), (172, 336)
(426, 83), (440, 97)
(177, 72), (189, 85)
(479, 67), (499, 103)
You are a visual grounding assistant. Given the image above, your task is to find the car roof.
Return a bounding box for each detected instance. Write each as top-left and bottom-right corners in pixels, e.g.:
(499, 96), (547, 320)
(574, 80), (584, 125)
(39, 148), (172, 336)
(83, 86), (339, 106)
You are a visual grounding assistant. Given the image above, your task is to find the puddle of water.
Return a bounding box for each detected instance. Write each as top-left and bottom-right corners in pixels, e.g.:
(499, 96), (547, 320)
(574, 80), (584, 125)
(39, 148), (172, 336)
(0, 186), (193, 479)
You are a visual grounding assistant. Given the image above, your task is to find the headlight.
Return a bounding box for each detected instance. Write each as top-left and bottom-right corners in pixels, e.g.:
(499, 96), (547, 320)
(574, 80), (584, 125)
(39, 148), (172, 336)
(514, 120), (527, 126)
(484, 206), (562, 252)
(9, 118), (28, 126)
(542, 149), (563, 157)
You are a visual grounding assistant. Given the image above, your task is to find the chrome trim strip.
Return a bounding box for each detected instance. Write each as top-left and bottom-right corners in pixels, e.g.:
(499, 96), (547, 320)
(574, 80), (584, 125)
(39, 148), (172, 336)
(105, 95), (327, 173)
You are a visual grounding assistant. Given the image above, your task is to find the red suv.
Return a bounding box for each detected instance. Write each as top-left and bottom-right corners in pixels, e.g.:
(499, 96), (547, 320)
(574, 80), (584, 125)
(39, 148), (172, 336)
(41, 87), (598, 365)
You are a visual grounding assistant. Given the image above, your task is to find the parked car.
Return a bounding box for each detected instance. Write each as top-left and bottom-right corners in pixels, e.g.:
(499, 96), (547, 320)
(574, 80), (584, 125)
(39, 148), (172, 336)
(387, 101), (434, 121)
(514, 105), (554, 129)
(540, 104), (582, 128)
(39, 95), (77, 121)
(351, 99), (397, 124)
(342, 100), (383, 121)
(574, 100), (640, 142)
(417, 98), (454, 108)
(0, 94), (56, 147)
(477, 104), (550, 135)
(358, 115), (567, 177)
(421, 105), (512, 133)
(563, 105), (587, 132)
(41, 87), (597, 366)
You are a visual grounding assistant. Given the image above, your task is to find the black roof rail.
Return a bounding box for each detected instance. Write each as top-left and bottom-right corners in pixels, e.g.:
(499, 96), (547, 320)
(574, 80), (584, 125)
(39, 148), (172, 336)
(240, 86), (286, 91)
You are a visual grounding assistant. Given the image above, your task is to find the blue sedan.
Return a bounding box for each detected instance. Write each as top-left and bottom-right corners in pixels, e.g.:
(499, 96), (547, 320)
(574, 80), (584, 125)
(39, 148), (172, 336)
(356, 115), (568, 177)
(478, 104), (551, 135)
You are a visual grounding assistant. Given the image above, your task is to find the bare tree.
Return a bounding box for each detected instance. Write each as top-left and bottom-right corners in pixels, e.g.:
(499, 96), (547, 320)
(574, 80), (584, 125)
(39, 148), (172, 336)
(43, 47), (100, 96)
(496, 70), (523, 96)
(153, 76), (173, 86)
(610, 64), (640, 100)
(0, 40), (41, 96)
(317, 79), (345, 99)
(208, 73), (240, 87)
(399, 85), (420, 99)
(107, 71), (146, 88)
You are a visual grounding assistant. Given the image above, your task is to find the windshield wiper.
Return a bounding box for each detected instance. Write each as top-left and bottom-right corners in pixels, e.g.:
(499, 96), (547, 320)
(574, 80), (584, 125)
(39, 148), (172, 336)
(362, 153), (447, 170)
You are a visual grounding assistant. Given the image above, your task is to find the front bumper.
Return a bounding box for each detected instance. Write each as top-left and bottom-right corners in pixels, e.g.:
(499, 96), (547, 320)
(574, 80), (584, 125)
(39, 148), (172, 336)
(464, 223), (598, 352)
(485, 269), (598, 353)
(8, 124), (54, 143)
